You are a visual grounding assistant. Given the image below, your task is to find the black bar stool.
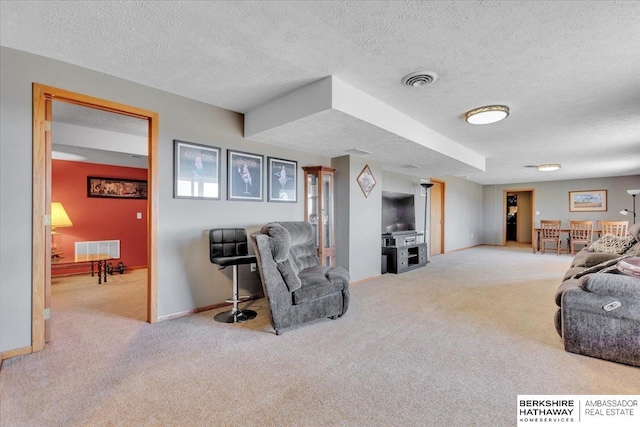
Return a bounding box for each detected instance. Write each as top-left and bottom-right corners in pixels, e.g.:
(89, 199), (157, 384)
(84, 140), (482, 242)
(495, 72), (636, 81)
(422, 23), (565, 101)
(209, 228), (257, 323)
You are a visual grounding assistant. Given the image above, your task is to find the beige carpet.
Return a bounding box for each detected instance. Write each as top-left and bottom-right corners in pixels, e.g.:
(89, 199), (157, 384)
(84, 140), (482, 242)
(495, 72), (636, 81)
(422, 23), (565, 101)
(1, 246), (638, 426)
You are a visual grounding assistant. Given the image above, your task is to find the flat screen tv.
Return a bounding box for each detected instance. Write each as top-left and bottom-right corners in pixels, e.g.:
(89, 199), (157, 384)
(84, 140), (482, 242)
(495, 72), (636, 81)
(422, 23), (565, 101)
(381, 191), (416, 234)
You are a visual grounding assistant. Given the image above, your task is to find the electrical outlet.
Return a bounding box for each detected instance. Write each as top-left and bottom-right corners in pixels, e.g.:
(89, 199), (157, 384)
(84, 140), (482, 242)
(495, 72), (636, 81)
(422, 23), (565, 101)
(471, 233), (474, 238)
(250, 263), (256, 272)
(136, 212), (142, 219)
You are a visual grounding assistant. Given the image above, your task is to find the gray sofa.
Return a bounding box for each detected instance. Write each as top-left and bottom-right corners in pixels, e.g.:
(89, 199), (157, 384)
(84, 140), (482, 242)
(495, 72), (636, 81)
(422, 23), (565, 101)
(554, 223), (640, 366)
(250, 221), (350, 335)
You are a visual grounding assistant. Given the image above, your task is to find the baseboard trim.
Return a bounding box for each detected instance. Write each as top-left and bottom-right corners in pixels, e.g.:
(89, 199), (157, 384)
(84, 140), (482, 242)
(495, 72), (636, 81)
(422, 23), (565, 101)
(350, 274), (382, 285)
(1, 345), (33, 362)
(157, 293), (264, 322)
(446, 244), (484, 253)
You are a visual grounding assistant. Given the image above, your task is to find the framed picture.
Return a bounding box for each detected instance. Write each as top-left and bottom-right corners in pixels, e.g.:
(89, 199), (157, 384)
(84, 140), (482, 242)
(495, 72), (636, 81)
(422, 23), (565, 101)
(569, 189), (607, 212)
(356, 164), (376, 198)
(268, 157), (297, 203)
(228, 150), (263, 201)
(173, 140), (221, 199)
(87, 176), (147, 199)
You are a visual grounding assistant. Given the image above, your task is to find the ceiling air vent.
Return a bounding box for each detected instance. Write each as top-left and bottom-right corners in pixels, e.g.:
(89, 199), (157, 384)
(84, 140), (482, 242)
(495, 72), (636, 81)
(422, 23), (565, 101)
(401, 71), (437, 88)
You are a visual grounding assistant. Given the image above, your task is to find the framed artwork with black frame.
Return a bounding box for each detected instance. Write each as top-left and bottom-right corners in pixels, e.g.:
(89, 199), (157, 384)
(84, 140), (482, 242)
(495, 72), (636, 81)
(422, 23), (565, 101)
(87, 176), (147, 199)
(267, 157), (297, 203)
(173, 140), (221, 200)
(227, 150), (263, 201)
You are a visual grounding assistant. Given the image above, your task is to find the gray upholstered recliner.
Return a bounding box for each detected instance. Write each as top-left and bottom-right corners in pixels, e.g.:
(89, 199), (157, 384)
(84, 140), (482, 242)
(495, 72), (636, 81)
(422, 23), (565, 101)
(250, 221), (350, 335)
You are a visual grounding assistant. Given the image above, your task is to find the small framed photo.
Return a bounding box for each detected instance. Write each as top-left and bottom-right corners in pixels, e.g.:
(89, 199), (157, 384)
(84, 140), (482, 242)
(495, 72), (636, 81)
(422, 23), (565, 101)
(88, 176), (147, 199)
(228, 150), (263, 201)
(569, 189), (607, 212)
(356, 164), (376, 198)
(268, 157), (297, 203)
(173, 140), (221, 199)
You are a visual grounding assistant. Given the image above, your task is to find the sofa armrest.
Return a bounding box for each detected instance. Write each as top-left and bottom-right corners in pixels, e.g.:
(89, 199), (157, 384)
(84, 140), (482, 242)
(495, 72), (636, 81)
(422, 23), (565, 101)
(580, 273), (640, 299)
(556, 278), (581, 307)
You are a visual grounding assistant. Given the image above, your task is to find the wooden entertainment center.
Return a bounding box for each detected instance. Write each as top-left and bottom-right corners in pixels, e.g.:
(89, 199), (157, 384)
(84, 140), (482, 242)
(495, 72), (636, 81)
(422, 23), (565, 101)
(381, 232), (428, 274)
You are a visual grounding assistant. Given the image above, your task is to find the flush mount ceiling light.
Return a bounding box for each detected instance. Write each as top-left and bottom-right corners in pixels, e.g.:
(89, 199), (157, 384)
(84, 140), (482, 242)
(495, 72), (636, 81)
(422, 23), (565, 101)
(537, 164), (561, 172)
(401, 71), (437, 88)
(465, 105), (509, 124)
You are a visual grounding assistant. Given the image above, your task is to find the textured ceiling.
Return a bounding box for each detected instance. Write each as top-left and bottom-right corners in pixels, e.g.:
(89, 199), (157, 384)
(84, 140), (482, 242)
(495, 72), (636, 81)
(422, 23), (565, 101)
(2, 1), (639, 184)
(54, 102), (148, 137)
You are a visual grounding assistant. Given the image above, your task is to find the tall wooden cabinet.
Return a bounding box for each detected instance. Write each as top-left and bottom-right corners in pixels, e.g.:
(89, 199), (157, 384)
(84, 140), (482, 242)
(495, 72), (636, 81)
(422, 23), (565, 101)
(303, 166), (335, 266)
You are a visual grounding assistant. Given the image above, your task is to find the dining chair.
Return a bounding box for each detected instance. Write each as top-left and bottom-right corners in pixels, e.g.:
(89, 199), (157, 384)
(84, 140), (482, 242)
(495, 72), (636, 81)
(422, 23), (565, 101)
(600, 220), (628, 237)
(568, 220), (594, 255)
(540, 220), (562, 255)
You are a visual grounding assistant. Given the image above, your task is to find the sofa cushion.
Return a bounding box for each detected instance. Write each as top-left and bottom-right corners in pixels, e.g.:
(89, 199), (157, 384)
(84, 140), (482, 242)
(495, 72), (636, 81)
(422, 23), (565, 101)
(261, 223), (291, 262)
(571, 255), (630, 279)
(571, 250), (621, 268)
(275, 222), (319, 274)
(586, 233), (636, 254)
(624, 241), (640, 257)
(293, 266), (346, 304)
(563, 267), (586, 281)
(629, 223), (640, 242)
(581, 273), (640, 299)
(277, 259), (302, 292)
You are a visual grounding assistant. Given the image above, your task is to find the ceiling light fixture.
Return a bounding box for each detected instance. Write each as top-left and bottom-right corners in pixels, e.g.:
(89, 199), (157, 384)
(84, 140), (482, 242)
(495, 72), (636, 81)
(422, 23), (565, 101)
(401, 71), (437, 88)
(537, 164), (561, 172)
(465, 105), (509, 125)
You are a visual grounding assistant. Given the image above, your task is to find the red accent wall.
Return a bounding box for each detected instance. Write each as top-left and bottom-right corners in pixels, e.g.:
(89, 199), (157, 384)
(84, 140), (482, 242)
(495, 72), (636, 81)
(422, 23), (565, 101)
(52, 160), (147, 275)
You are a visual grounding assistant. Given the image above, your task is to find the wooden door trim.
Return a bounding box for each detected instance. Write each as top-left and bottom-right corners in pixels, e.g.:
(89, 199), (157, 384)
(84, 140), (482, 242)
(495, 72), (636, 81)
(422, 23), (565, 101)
(430, 178), (445, 254)
(502, 188), (536, 247)
(32, 83), (159, 353)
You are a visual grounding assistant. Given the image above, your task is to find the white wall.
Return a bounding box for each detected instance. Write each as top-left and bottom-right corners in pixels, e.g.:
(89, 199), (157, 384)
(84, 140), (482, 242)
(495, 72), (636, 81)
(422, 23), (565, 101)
(435, 175), (484, 251)
(482, 175), (640, 245)
(0, 47), (331, 352)
(333, 155), (383, 282)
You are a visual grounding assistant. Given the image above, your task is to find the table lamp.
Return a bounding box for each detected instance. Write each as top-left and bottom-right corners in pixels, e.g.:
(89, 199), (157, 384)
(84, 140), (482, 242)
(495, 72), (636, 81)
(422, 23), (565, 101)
(51, 202), (73, 258)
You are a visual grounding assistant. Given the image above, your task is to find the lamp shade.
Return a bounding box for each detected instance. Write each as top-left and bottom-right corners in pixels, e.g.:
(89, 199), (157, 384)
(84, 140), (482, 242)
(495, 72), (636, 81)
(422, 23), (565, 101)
(51, 202), (73, 229)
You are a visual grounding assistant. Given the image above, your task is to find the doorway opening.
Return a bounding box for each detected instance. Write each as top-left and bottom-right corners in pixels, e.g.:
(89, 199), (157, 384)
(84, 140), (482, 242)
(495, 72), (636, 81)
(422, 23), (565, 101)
(503, 189), (535, 248)
(429, 178), (445, 256)
(50, 101), (149, 332)
(32, 83), (158, 353)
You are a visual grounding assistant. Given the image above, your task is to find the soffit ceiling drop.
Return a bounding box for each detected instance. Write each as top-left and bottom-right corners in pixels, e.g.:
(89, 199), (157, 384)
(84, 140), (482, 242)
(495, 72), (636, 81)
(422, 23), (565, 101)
(2, 1), (639, 184)
(245, 76), (485, 178)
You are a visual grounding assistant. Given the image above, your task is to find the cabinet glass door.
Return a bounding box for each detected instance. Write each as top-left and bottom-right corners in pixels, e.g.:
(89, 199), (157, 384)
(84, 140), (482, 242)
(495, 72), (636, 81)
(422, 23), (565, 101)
(307, 173), (319, 246)
(303, 166), (335, 266)
(322, 171), (333, 254)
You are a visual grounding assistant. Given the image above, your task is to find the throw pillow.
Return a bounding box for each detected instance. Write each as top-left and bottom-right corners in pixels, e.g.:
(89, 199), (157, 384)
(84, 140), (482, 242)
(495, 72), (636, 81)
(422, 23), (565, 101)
(586, 234), (636, 254)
